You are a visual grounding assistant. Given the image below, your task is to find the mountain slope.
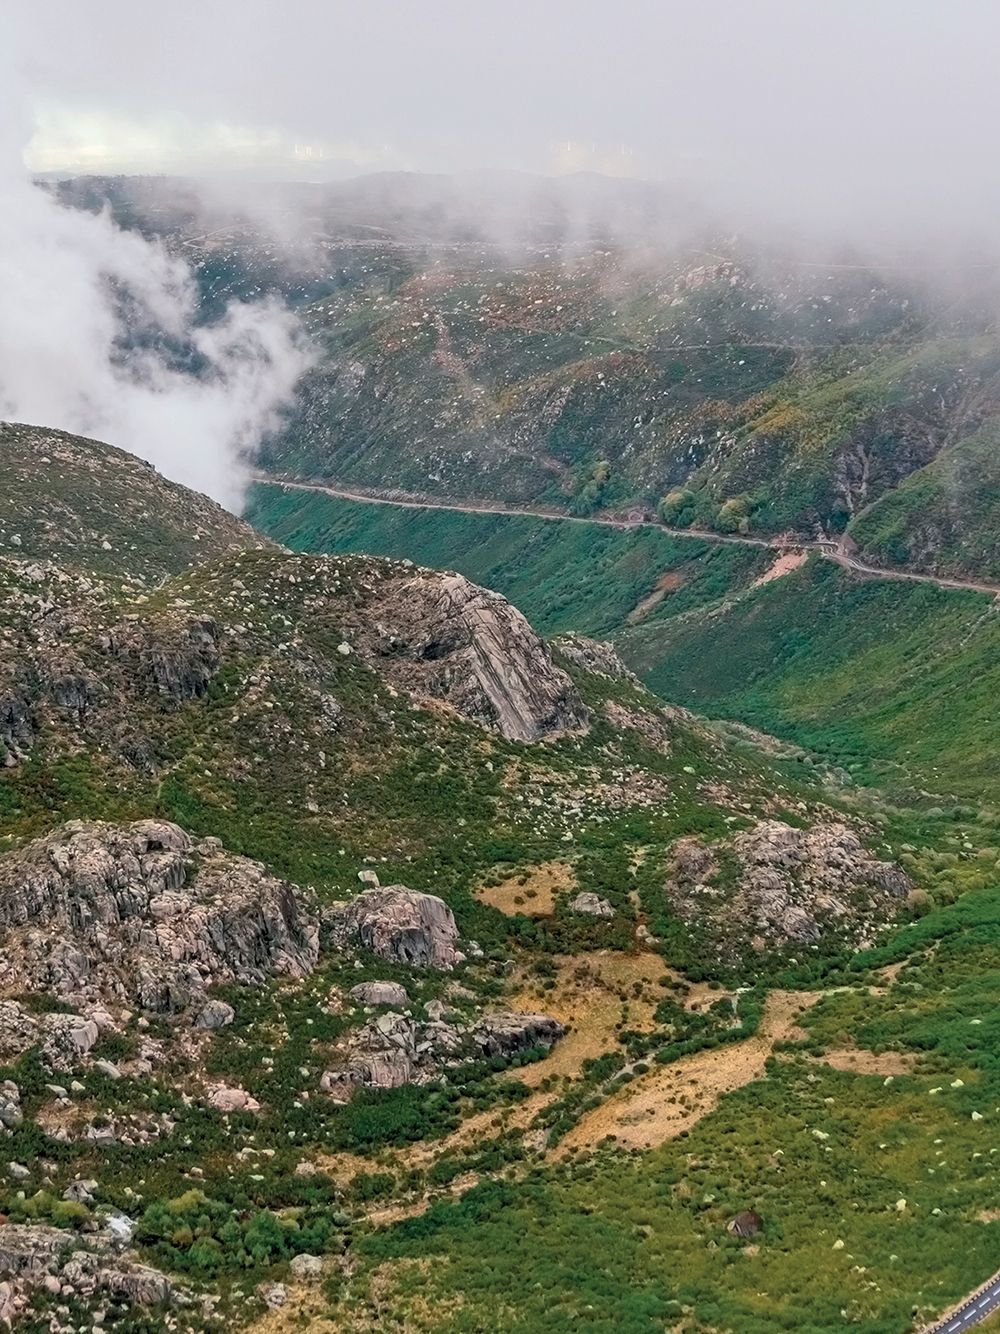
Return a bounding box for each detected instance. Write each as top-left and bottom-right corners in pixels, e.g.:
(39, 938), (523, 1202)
(4, 426), (1000, 1334)
(0, 422), (269, 580)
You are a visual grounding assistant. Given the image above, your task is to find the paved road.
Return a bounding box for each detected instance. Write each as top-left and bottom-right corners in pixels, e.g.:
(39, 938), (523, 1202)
(253, 473), (1000, 601)
(925, 1270), (1000, 1331)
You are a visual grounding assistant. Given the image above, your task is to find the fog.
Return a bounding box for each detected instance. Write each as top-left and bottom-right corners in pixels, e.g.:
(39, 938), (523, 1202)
(12, 0), (1000, 242)
(4, 1), (1000, 504)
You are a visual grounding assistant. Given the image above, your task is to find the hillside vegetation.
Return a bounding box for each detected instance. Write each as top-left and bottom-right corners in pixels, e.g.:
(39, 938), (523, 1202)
(5, 426), (1000, 1331)
(59, 174), (1000, 579)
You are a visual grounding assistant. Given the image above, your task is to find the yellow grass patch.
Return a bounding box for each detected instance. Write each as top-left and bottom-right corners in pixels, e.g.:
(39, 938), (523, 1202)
(553, 989), (820, 1156)
(475, 860), (575, 917)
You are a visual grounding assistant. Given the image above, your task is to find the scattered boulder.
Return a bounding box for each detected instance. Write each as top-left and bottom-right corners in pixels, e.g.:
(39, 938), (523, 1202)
(208, 1086), (260, 1115)
(727, 1209), (764, 1239)
(330, 885), (463, 970)
(568, 891), (616, 918)
(260, 1281), (287, 1309)
(349, 980), (409, 1008)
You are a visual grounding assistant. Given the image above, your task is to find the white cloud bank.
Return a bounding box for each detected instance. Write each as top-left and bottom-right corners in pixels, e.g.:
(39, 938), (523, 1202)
(1, 55), (313, 509)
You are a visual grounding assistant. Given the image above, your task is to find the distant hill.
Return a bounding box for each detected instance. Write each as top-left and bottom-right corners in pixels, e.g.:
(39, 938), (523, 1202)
(0, 422), (268, 581)
(55, 174), (1000, 579)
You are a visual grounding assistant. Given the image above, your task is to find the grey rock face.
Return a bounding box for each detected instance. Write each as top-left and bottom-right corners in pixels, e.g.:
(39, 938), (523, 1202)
(0, 819), (318, 1012)
(365, 572), (588, 742)
(568, 891), (616, 918)
(321, 1008), (564, 1098)
(551, 634), (640, 684)
(331, 885), (463, 970)
(0, 686), (33, 768)
(349, 980), (409, 1007)
(668, 819), (913, 960)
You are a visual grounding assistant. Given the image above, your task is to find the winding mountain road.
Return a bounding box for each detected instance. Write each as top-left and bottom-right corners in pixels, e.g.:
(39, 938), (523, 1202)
(252, 473), (1000, 601)
(924, 1271), (1000, 1332)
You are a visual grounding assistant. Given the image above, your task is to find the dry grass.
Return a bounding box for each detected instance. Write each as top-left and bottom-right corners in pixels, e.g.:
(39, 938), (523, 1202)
(475, 860), (575, 917)
(815, 1047), (916, 1076)
(553, 989), (820, 1156)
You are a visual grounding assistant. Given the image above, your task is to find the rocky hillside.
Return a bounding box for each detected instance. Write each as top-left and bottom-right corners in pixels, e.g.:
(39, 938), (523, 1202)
(0, 423), (269, 581)
(0, 423), (981, 1334)
(55, 174), (1000, 578)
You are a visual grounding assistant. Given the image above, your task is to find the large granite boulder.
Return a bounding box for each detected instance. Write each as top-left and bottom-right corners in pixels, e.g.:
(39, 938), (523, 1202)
(568, 892), (616, 918)
(363, 572), (589, 742)
(0, 819), (318, 1012)
(349, 980), (410, 1007)
(330, 885), (463, 970)
(321, 1007), (564, 1099)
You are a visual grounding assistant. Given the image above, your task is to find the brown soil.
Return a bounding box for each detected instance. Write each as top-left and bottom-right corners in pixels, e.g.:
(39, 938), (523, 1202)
(553, 989), (820, 1156)
(751, 550), (808, 588)
(475, 860), (575, 916)
(627, 570), (687, 624)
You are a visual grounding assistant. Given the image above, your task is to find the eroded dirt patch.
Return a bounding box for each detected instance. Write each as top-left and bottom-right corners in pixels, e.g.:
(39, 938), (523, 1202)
(554, 989), (820, 1155)
(627, 570), (687, 624)
(751, 550), (808, 588)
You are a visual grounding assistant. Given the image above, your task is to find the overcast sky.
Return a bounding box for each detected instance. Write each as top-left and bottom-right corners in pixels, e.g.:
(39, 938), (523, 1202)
(8, 1), (1000, 227)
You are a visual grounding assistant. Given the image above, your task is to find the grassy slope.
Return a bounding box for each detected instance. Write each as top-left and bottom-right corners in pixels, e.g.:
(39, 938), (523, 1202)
(624, 556), (1000, 802)
(850, 419), (1000, 578)
(247, 486), (1000, 805)
(0, 422), (266, 579)
(346, 875), (1000, 1333)
(245, 483), (770, 638)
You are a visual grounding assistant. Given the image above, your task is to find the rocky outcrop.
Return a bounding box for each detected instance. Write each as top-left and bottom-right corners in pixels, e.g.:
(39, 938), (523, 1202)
(0, 820), (318, 1012)
(667, 819), (912, 962)
(365, 572), (588, 741)
(0, 1222), (174, 1315)
(0, 686), (33, 768)
(102, 616), (221, 707)
(329, 886), (463, 970)
(568, 891), (616, 918)
(551, 634), (640, 684)
(321, 1008), (563, 1098)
